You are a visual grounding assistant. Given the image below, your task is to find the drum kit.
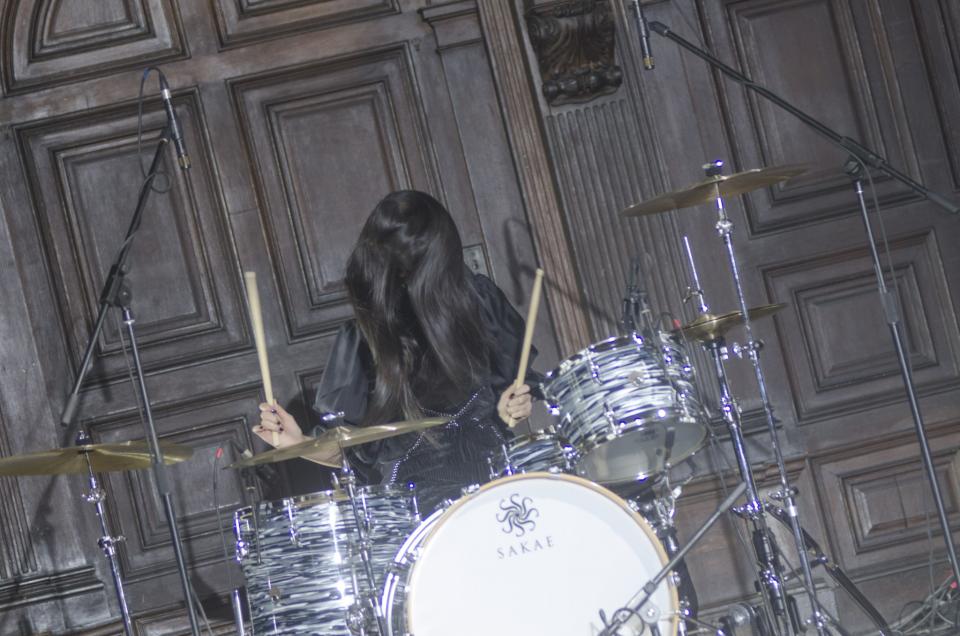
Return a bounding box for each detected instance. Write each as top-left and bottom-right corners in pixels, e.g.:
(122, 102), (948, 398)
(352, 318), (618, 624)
(220, 161), (892, 636)
(0, 162), (895, 636)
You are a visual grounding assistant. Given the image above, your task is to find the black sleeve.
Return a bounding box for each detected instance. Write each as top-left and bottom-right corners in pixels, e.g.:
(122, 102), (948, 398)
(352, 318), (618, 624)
(471, 273), (545, 396)
(311, 321), (370, 429)
(310, 321), (383, 479)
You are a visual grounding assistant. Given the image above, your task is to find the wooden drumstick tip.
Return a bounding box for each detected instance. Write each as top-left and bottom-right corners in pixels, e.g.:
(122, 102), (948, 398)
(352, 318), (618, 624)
(514, 268), (544, 391)
(244, 271), (279, 446)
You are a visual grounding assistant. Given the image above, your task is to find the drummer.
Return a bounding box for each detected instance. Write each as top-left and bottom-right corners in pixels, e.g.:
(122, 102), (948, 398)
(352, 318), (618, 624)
(254, 190), (540, 513)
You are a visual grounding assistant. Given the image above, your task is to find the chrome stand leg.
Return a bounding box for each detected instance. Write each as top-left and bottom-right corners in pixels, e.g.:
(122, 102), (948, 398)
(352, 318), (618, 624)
(341, 455), (387, 636)
(706, 160), (827, 635)
(78, 431), (134, 636)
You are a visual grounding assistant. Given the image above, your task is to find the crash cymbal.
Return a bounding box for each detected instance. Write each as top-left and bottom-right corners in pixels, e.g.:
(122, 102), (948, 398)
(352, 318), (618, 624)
(622, 165), (808, 217)
(229, 417), (450, 469)
(675, 303), (787, 342)
(0, 440), (194, 476)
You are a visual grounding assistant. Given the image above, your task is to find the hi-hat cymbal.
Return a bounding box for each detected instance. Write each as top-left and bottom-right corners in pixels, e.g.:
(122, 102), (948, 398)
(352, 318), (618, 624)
(0, 440), (194, 476)
(622, 165), (808, 217)
(675, 303), (786, 342)
(229, 417), (450, 469)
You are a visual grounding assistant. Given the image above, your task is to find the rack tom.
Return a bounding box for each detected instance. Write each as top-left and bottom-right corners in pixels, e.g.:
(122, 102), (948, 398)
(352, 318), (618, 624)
(542, 332), (707, 485)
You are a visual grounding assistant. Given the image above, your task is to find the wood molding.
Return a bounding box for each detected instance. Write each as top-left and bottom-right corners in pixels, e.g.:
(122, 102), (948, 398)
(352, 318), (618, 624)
(476, 0), (592, 353)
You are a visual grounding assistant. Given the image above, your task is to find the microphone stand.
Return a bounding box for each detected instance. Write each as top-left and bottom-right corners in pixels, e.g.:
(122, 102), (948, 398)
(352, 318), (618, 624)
(59, 126), (202, 636)
(647, 19), (960, 586)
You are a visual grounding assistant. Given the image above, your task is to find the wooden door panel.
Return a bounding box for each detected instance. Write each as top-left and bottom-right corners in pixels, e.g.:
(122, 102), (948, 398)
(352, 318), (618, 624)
(703, 0), (922, 235)
(2, 0), (187, 94)
(231, 45), (441, 341)
(16, 91), (249, 387)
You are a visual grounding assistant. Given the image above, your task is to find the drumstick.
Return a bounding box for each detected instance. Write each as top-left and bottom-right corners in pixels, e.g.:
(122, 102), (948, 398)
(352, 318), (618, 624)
(244, 271), (279, 446)
(514, 268), (544, 391)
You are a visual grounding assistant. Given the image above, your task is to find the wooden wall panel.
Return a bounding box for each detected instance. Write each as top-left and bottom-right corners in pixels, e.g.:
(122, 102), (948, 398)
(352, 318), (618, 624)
(763, 230), (960, 422)
(1, 0), (186, 94)
(211, 0), (399, 50)
(15, 91), (249, 387)
(231, 46), (440, 341)
(913, 0), (960, 192)
(812, 424), (960, 575)
(708, 0), (922, 235)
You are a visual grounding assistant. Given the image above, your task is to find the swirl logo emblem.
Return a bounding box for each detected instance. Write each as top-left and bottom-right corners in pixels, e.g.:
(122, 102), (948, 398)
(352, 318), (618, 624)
(496, 494), (540, 537)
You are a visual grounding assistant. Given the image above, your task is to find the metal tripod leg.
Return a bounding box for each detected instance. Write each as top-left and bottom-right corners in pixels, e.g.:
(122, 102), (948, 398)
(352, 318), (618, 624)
(78, 431), (134, 636)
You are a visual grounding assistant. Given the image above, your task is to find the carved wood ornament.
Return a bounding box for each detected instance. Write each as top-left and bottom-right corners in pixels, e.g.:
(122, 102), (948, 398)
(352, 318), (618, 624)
(525, 0), (623, 106)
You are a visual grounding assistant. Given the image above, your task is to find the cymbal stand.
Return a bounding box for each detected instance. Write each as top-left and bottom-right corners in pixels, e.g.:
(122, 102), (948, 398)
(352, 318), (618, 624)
(339, 449), (387, 636)
(705, 160), (827, 635)
(77, 429), (134, 636)
(682, 236), (791, 636)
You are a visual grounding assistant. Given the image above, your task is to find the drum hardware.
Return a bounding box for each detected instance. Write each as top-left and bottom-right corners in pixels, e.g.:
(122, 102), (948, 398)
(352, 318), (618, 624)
(76, 429), (135, 636)
(0, 432), (195, 636)
(598, 481), (747, 636)
(636, 20), (960, 626)
(764, 504), (890, 636)
(232, 588), (248, 636)
(635, 164), (824, 635)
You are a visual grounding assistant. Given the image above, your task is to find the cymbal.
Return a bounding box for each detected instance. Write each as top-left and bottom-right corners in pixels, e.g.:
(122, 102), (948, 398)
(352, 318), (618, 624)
(229, 417), (449, 469)
(0, 440), (194, 476)
(622, 165), (808, 217)
(675, 303), (786, 342)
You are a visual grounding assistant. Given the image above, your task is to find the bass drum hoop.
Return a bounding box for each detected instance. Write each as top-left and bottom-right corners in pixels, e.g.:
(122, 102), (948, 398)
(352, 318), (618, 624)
(380, 472), (679, 636)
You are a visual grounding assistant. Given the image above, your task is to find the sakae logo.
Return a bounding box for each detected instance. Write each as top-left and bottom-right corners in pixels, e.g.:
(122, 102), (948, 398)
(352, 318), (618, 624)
(495, 493), (555, 560)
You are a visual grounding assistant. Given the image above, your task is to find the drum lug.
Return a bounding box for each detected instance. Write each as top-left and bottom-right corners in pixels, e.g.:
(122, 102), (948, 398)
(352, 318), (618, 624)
(589, 351), (603, 384)
(235, 538), (249, 561)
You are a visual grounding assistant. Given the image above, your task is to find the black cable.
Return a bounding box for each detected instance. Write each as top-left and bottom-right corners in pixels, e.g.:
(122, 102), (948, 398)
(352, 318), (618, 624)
(137, 67), (171, 194)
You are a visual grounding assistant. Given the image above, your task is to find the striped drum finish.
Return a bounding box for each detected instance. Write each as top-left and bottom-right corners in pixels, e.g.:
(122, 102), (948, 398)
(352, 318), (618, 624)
(542, 332), (707, 485)
(490, 431), (576, 477)
(234, 485), (419, 635)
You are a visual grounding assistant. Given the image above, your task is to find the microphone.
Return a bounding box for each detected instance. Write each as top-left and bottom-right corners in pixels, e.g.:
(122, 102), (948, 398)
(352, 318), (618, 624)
(628, 0), (655, 71)
(158, 73), (191, 171)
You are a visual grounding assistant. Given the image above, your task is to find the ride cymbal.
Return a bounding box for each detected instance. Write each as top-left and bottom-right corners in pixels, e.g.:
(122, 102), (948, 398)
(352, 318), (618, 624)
(675, 303), (787, 342)
(0, 440), (194, 476)
(622, 165), (808, 217)
(229, 417), (450, 469)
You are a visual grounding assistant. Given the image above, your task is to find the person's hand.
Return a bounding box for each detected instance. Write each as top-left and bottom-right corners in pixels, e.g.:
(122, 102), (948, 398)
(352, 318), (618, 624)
(254, 402), (307, 448)
(498, 384), (532, 428)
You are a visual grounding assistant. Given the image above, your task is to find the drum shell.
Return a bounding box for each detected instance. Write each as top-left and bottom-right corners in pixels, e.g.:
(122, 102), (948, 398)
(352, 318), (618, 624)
(380, 473), (678, 636)
(234, 484), (418, 636)
(542, 333), (707, 484)
(489, 431), (576, 478)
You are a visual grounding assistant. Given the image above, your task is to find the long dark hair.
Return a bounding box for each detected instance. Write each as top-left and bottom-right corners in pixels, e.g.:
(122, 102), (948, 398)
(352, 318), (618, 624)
(345, 190), (490, 424)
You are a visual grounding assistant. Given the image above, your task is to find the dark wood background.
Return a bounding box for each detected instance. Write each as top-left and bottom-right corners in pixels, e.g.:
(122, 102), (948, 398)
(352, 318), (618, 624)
(0, 0), (957, 633)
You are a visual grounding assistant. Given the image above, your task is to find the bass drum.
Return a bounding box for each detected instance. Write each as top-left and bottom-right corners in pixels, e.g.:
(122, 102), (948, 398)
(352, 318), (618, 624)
(380, 473), (678, 636)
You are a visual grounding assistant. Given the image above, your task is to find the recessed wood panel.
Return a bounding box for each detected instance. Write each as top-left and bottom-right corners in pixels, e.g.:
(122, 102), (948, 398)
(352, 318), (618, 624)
(0, 406), (38, 581)
(813, 426), (960, 574)
(1, 0), (186, 94)
(709, 0), (920, 233)
(211, 0), (399, 49)
(232, 46), (439, 341)
(16, 91), (249, 385)
(763, 230), (960, 422)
